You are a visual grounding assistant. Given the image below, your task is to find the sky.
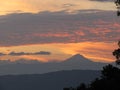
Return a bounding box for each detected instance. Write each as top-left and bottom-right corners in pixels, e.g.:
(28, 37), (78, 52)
(0, 0), (119, 62)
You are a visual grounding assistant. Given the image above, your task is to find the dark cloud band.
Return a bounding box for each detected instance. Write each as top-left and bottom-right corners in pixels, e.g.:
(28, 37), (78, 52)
(0, 51), (51, 56)
(0, 10), (119, 46)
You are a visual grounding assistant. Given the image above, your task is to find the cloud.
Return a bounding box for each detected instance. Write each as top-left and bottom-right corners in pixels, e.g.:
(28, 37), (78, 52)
(9, 52), (28, 56)
(0, 0), (114, 15)
(0, 59), (42, 64)
(90, 0), (113, 2)
(0, 10), (119, 46)
(0, 53), (6, 56)
(0, 51), (51, 56)
(33, 51), (51, 55)
(0, 42), (116, 62)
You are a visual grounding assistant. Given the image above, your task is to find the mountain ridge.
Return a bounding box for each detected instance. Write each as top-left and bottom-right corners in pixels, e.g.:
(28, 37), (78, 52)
(0, 70), (100, 90)
(0, 54), (109, 75)
(63, 54), (94, 63)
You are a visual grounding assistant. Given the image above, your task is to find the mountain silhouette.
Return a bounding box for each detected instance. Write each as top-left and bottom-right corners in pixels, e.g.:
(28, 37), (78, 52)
(63, 54), (93, 63)
(60, 54), (107, 70)
(0, 54), (108, 75)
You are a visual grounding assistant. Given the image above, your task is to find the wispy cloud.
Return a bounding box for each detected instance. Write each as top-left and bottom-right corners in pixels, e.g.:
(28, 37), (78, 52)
(0, 51), (51, 56)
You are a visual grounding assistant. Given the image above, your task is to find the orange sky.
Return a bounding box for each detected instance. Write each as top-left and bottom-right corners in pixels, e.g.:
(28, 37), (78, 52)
(0, 42), (117, 62)
(0, 0), (115, 15)
(0, 0), (119, 63)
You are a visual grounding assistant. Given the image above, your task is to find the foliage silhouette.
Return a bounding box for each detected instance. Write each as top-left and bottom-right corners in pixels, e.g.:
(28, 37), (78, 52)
(76, 83), (87, 90)
(113, 41), (120, 65)
(90, 64), (120, 90)
(115, 0), (120, 16)
(63, 64), (120, 90)
(115, 0), (120, 6)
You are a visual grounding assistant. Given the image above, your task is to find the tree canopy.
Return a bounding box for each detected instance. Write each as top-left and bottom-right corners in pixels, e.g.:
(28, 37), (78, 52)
(113, 41), (120, 65)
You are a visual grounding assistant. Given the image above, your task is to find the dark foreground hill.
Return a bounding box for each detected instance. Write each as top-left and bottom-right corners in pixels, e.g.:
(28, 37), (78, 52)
(0, 70), (100, 90)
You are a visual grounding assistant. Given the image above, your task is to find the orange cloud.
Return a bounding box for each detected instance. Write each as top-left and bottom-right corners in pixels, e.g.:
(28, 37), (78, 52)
(32, 32), (71, 38)
(0, 0), (114, 15)
(21, 55), (48, 62)
(0, 42), (116, 62)
(54, 42), (117, 62)
(0, 11), (119, 46)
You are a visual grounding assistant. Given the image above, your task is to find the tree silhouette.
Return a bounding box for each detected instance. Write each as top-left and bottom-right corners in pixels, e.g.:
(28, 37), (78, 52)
(63, 64), (120, 90)
(90, 64), (120, 90)
(115, 0), (120, 6)
(113, 41), (120, 65)
(115, 0), (120, 16)
(63, 87), (74, 90)
(76, 83), (87, 90)
(101, 64), (120, 79)
(63, 88), (70, 90)
(63, 41), (120, 90)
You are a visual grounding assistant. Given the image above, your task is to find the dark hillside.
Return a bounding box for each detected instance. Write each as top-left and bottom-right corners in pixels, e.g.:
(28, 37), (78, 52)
(0, 70), (100, 90)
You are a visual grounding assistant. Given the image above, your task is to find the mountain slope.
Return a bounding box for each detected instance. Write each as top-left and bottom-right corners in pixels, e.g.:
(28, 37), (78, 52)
(0, 54), (108, 75)
(0, 70), (100, 90)
(60, 54), (107, 70)
(63, 54), (93, 63)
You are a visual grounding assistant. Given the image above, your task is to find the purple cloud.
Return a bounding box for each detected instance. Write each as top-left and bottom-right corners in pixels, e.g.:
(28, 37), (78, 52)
(0, 10), (119, 46)
(0, 51), (51, 56)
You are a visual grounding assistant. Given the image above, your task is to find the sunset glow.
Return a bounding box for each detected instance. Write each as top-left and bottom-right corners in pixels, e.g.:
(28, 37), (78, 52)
(0, 42), (117, 62)
(0, 0), (119, 63)
(0, 0), (115, 15)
